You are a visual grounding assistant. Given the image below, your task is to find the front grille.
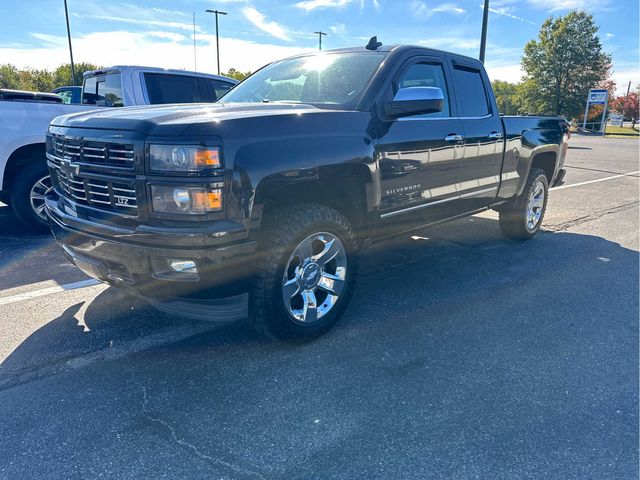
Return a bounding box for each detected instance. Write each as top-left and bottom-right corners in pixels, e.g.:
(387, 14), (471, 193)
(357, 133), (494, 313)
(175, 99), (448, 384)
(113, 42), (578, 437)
(47, 133), (139, 216)
(50, 134), (134, 170)
(55, 169), (138, 214)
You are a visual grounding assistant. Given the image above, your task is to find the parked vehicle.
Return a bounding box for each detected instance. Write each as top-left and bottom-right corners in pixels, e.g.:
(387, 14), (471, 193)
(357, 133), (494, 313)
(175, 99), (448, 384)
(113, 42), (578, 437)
(52, 86), (82, 104)
(0, 67), (237, 229)
(0, 89), (63, 103)
(46, 41), (569, 339)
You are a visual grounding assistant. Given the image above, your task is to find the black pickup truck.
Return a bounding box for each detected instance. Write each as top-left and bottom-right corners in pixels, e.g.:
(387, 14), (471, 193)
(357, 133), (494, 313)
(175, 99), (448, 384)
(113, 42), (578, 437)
(45, 41), (568, 340)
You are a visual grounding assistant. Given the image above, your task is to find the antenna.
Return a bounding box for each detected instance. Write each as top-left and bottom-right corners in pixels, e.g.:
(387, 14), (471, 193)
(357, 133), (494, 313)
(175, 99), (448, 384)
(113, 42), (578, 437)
(193, 12), (197, 73)
(365, 36), (382, 50)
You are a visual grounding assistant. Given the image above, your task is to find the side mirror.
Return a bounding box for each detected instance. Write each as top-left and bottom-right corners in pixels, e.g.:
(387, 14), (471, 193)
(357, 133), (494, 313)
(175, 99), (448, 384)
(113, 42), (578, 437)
(383, 86), (444, 118)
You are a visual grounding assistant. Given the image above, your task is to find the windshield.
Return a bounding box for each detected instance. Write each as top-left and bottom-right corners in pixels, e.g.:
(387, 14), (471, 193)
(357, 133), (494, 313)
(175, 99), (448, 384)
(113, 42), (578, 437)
(220, 52), (385, 107)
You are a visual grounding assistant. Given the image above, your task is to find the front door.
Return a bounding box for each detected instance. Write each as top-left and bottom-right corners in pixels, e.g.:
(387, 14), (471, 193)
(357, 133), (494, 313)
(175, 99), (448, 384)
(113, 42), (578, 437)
(376, 56), (465, 233)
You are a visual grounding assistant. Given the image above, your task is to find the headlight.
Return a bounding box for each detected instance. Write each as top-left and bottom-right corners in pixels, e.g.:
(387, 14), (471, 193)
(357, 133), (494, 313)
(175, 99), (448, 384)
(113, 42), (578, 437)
(151, 184), (223, 214)
(149, 145), (221, 172)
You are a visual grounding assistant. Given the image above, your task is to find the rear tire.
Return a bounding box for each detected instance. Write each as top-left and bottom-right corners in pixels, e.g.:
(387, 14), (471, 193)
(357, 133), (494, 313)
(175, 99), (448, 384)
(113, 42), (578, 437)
(498, 167), (548, 240)
(248, 204), (358, 340)
(9, 161), (52, 232)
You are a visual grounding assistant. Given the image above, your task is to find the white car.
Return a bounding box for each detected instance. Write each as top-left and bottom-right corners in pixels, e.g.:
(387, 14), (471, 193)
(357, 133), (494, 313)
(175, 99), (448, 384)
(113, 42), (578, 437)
(0, 66), (237, 229)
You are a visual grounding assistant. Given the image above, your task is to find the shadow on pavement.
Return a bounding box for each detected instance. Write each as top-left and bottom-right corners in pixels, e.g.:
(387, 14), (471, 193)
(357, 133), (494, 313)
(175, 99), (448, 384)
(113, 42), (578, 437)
(1, 216), (638, 478)
(0, 205), (88, 291)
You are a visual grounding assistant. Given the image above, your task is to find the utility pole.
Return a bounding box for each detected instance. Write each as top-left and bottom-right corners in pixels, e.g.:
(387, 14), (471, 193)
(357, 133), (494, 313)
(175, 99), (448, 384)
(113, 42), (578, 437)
(625, 81), (632, 101)
(205, 9), (227, 75)
(314, 31), (327, 51)
(63, 0), (76, 85)
(479, 0), (489, 63)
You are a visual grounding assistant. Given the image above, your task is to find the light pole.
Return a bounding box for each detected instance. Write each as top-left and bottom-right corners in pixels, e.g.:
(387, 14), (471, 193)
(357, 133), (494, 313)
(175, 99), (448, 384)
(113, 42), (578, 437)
(64, 0), (76, 85)
(479, 0), (489, 63)
(314, 31), (327, 50)
(205, 9), (227, 75)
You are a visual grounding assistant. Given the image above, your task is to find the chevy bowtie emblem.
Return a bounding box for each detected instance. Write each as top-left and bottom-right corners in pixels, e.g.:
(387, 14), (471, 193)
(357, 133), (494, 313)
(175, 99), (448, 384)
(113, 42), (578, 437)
(60, 158), (80, 176)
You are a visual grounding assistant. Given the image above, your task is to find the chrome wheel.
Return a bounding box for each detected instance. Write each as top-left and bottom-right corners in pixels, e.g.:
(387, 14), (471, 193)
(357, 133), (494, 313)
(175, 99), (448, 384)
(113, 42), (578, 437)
(29, 174), (53, 221)
(282, 232), (347, 324)
(526, 179), (545, 231)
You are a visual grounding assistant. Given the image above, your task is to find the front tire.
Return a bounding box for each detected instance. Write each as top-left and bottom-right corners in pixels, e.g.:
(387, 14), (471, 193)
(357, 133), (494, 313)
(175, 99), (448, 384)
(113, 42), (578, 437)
(498, 167), (549, 240)
(248, 204), (358, 340)
(9, 161), (53, 232)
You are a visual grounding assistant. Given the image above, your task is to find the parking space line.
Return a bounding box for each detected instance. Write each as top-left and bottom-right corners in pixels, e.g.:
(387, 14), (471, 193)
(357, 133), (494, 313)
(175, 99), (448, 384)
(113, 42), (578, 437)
(0, 279), (101, 306)
(551, 170), (639, 191)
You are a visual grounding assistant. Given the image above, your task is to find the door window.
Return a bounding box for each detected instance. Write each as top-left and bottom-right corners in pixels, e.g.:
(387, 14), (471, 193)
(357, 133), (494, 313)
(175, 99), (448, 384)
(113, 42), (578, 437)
(453, 67), (490, 117)
(395, 63), (450, 118)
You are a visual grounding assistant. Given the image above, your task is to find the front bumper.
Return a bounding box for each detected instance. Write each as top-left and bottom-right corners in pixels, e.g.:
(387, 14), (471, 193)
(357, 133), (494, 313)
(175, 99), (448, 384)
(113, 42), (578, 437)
(46, 196), (257, 321)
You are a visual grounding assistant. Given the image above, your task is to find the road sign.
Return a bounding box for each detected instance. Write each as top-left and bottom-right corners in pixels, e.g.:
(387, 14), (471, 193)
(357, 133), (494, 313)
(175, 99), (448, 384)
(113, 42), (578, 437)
(588, 89), (608, 105)
(609, 113), (624, 127)
(583, 88), (610, 134)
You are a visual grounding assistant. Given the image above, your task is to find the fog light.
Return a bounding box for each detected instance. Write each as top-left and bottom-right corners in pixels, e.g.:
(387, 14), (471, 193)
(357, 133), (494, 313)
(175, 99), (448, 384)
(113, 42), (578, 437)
(170, 260), (197, 273)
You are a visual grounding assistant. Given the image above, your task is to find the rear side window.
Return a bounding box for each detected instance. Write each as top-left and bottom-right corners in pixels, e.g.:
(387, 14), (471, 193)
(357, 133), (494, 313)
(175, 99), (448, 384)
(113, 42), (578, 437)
(453, 66), (490, 117)
(83, 73), (124, 106)
(143, 74), (234, 104)
(396, 62), (450, 118)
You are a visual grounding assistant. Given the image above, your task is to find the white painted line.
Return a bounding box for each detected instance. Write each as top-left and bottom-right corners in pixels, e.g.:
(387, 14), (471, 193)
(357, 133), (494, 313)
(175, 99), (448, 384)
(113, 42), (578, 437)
(0, 279), (101, 306)
(551, 170), (640, 191)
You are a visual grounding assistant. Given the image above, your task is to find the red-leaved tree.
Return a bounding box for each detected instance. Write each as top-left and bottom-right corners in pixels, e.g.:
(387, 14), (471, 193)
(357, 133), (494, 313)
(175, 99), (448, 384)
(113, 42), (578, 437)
(611, 91), (639, 128)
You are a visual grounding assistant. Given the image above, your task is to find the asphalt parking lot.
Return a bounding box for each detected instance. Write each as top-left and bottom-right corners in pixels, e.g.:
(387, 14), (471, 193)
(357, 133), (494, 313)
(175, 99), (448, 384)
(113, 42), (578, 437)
(0, 135), (638, 479)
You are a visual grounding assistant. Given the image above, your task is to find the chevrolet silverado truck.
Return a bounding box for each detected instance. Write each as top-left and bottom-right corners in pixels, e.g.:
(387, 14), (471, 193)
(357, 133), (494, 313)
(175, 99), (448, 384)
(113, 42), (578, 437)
(45, 41), (568, 340)
(1, 67), (236, 230)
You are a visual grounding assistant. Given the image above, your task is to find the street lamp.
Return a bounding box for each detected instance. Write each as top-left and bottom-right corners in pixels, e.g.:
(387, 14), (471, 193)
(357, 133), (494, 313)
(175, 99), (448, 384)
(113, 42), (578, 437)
(313, 31), (327, 51)
(205, 9), (227, 75)
(64, 0), (76, 85)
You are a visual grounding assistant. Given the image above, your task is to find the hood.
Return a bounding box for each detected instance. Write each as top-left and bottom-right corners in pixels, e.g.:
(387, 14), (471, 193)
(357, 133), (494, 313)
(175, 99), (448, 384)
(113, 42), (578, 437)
(50, 102), (329, 136)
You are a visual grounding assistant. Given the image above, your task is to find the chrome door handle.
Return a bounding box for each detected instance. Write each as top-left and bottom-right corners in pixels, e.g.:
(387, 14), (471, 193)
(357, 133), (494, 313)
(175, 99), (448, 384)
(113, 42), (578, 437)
(445, 134), (464, 142)
(488, 131), (504, 139)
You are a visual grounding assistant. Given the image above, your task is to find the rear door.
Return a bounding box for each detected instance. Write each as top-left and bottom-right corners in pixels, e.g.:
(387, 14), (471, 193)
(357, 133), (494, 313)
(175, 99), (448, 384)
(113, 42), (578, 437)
(451, 60), (504, 212)
(377, 55), (466, 227)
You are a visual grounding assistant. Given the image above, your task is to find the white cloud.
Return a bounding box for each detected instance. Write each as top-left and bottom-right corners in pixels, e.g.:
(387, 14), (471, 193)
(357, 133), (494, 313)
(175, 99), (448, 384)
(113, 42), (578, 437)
(329, 23), (347, 35)
(146, 31), (187, 42)
(411, 1), (467, 18)
(485, 5), (536, 25)
(0, 31), (311, 74)
(294, 0), (379, 11)
(485, 63), (524, 83)
(295, 0), (352, 11)
(605, 32), (615, 38)
(242, 7), (291, 41)
(418, 37), (480, 51)
(432, 3), (467, 14)
(527, 0), (610, 11)
(611, 67), (640, 95)
(72, 13), (202, 33)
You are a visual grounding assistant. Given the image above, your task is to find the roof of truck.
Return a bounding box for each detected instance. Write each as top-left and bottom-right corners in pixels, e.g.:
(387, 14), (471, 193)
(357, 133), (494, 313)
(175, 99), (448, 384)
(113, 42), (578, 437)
(283, 43), (482, 65)
(83, 66), (238, 83)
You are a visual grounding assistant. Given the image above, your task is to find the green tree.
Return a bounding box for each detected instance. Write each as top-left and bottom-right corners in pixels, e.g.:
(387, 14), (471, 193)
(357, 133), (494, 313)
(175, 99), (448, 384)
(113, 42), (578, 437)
(491, 80), (520, 115)
(0, 63), (100, 92)
(0, 64), (21, 89)
(520, 10), (611, 118)
(223, 68), (252, 81)
(52, 63), (100, 87)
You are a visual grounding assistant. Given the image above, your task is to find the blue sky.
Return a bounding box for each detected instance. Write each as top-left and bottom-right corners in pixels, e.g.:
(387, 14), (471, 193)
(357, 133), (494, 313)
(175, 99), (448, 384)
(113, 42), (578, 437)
(0, 0), (637, 93)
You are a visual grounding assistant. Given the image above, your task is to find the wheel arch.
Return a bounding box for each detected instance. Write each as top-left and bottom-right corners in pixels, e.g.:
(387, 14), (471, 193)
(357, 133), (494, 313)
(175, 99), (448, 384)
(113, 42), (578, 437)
(2, 142), (47, 194)
(529, 150), (557, 185)
(252, 163), (374, 234)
